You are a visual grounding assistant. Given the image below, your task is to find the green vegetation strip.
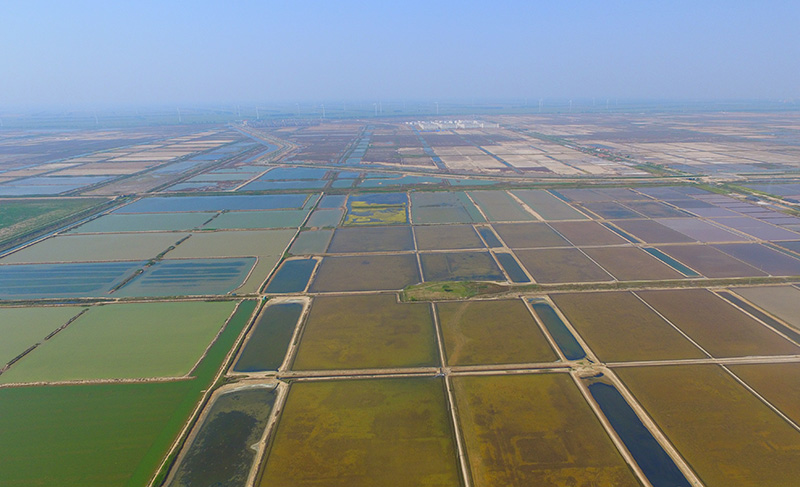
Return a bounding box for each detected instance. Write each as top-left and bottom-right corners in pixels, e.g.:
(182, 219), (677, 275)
(402, 276), (800, 301)
(0, 198), (112, 250)
(0, 300), (256, 487)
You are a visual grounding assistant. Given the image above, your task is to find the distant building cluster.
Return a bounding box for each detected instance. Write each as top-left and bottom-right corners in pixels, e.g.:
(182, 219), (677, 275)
(408, 120), (498, 130)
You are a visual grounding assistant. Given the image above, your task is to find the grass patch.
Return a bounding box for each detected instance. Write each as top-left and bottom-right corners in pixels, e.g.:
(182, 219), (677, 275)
(402, 281), (507, 301)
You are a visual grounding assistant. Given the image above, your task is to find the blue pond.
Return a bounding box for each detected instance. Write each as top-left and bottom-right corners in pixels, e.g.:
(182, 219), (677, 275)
(115, 258), (256, 297)
(529, 301), (586, 360)
(264, 259), (317, 293)
(589, 383), (690, 487)
(0, 261), (145, 299)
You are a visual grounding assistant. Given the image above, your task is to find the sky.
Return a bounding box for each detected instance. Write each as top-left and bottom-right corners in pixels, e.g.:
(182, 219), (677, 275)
(1, 1), (799, 108)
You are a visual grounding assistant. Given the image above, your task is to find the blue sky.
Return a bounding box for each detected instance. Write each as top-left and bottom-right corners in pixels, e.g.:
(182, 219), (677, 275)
(2, 1), (798, 107)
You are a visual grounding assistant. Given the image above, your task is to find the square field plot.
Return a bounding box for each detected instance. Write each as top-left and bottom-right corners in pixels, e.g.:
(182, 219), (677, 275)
(327, 226), (414, 253)
(0, 261), (145, 300)
(511, 189), (587, 220)
(617, 365), (800, 487)
(290, 230), (332, 255)
(550, 292), (705, 362)
(469, 190), (537, 222)
(309, 254), (420, 292)
(420, 251), (505, 282)
(0, 301), (236, 383)
(258, 378), (460, 487)
(515, 248), (613, 283)
(728, 363), (800, 425)
(581, 247), (684, 281)
(548, 221), (627, 246)
(414, 224), (485, 250)
(610, 219), (696, 244)
(654, 245), (765, 278)
(733, 286), (800, 331)
(712, 243), (800, 275)
(1, 232), (188, 263)
(636, 289), (800, 357)
(0, 306), (86, 365)
(305, 208), (343, 227)
(410, 191), (484, 224)
(453, 374), (640, 487)
(437, 299), (556, 366)
(292, 294), (437, 370)
(492, 222), (570, 248)
(655, 218), (750, 243)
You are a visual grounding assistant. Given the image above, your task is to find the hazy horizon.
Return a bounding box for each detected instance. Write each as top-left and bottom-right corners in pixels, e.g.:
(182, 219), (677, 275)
(2, 1), (799, 109)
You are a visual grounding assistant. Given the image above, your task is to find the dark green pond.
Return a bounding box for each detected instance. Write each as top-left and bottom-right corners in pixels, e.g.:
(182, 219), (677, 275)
(494, 253), (530, 283)
(167, 386), (276, 487)
(529, 301), (585, 360)
(233, 302), (303, 372)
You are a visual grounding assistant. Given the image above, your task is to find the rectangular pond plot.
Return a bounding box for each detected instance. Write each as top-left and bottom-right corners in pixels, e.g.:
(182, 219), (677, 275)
(581, 247), (684, 281)
(641, 248), (700, 276)
(578, 201), (644, 219)
(317, 194), (346, 208)
(115, 258), (256, 297)
(0, 301), (235, 384)
(733, 285), (800, 332)
(420, 251), (505, 282)
(410, 191), (484, 224)
(0, 306), (86, 366)
(1, 232), (189, 264)
(655, 217), (751, 243)
(292, 294), (438, 370)
(610, 219), (696, 244)
(548, 221), (628, 246)
(621, 200), (689, 218)
(492, 222), (570, 249)
(67, 212), (216, 233)
(308, 254), (421, 292)
(653, 244), (766, 278)
(529, 301), (586, 360)
(587, 382), (691, 487)
(257, 378), (460, 487)
(477, 226), (502, 247)
(494, 252), (530, 283)
(709, 216), (800, 241)
(0, 261), (145, 300)
(616, 365), (800, 487)
(233, 302), (303, 372)
(516, 248), (613, 284)
(327, 226), (414, 253)
(712, 243), (800, 275)
(437, 300), (555, 366)
(452, 374), (640, 487)
(550, 292), (705, 362)
(717, 291), (800, 343)
(636, 289), (800, 358)
(204, 210), (309, 230)
(289, 230), (332, 255)
(511, 189), (588, 220)
(116, 194), (309, 213)
(414, 224), (485, 250)
(260, 167), (330, 180)
(167, 386), (277, 487)
(305, 208), (343, 228)
(468, 190), (537, 222)
(264, 259), (317, 293)
(238, 179), (328, 191)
